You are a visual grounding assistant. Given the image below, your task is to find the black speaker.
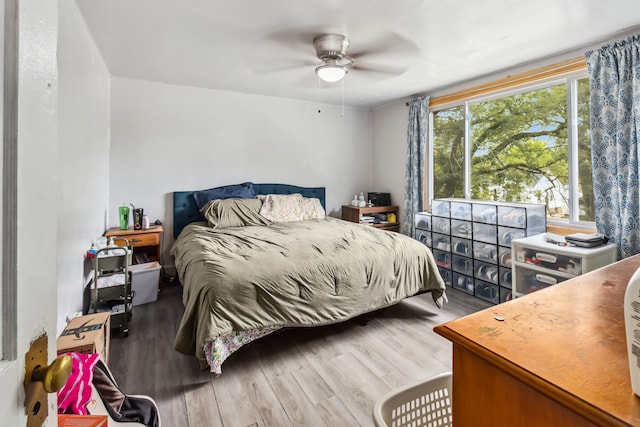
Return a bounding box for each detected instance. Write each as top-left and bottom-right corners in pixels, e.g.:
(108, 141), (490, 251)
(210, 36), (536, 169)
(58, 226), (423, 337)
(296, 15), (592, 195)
(368, 192), (391, 206)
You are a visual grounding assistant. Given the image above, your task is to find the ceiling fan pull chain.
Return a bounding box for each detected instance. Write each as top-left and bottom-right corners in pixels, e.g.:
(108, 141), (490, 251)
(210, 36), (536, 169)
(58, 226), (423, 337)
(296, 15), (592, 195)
(341, 78), (345, 117)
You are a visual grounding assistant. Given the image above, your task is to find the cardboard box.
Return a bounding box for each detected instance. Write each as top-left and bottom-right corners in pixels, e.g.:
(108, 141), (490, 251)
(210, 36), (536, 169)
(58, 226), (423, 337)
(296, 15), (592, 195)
(58, 414), (108, 427)
(57, 312), (110, 364)
(129, 261), (161, 306)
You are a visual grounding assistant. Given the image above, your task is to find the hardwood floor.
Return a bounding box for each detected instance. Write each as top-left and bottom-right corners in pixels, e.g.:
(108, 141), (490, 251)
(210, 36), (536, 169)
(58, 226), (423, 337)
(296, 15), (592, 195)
(109, 284), (491, 427)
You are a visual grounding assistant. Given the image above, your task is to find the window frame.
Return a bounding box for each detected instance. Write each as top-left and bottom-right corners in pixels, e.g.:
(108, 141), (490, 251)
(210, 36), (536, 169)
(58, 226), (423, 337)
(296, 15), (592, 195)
(427, 67), (594, 228)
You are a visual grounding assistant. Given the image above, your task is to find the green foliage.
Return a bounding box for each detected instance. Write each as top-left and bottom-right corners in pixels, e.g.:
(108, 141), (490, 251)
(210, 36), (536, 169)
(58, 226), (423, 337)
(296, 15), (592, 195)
(432, 80), (593, 221)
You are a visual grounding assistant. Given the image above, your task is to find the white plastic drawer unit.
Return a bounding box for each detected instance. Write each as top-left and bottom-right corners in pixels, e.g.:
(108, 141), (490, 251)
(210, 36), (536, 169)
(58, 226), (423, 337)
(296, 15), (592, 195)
(432, 216), (451, 235)
(432, 233), (451, 252)
(512, 233), (617, 297)
(416, 229), (432, 247)
(451, 219), (472, 239)
(414, 212), (431, 231)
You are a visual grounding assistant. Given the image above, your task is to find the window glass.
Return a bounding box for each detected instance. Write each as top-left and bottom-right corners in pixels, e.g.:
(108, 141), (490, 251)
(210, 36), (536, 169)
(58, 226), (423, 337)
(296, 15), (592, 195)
(433, 106), (465, 199)
(429, 75), (591, 224)
(469, 84), (569, 215)
(577, 77), (594, 222)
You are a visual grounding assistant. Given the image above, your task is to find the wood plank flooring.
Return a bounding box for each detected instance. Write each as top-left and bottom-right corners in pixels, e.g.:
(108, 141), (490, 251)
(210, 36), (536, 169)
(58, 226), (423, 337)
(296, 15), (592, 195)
(109, 284), (491, 427)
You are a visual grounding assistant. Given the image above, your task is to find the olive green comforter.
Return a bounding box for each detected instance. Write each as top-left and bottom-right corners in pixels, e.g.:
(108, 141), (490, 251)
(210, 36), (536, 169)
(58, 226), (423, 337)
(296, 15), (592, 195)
(172, 217), (445, 368)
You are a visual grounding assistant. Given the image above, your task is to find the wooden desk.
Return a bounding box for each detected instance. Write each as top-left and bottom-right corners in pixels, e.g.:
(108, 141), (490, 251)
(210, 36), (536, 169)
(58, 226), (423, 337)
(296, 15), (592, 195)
(434, 254), (640, 427)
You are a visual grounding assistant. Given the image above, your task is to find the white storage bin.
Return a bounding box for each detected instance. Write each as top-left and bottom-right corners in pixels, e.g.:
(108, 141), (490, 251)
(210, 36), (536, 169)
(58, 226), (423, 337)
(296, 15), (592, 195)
(129, 261), (161, 306)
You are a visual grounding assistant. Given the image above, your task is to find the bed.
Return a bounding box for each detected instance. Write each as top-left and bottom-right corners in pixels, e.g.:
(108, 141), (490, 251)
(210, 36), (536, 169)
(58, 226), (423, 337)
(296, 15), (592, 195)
(170, 183), (446, 374)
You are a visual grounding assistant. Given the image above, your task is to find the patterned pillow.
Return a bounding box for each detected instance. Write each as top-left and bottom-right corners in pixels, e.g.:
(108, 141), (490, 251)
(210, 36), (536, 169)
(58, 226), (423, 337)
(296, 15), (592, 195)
(301, 197), (325, 220)
(258, 193), (305, 222)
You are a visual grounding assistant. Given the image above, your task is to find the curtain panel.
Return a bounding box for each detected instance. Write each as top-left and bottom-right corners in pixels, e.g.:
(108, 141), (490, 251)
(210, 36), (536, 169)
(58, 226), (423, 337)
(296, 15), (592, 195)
(403, 96), (429, 237)
(586, 34), (640, 259)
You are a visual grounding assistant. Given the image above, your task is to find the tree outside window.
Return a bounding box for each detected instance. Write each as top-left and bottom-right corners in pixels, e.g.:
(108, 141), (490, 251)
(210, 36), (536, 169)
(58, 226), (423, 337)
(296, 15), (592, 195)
(431, 77), (593, 223)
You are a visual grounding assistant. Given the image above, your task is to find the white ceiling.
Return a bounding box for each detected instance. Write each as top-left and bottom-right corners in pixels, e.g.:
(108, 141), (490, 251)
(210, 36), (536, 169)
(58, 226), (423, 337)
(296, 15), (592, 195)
(75, 0), (640, 108)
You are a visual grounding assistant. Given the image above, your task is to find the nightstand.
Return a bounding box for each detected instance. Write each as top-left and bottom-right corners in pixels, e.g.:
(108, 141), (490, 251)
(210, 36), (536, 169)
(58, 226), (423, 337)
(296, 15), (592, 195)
(104, 225), (163, 264)
(341, 205), (399, 232)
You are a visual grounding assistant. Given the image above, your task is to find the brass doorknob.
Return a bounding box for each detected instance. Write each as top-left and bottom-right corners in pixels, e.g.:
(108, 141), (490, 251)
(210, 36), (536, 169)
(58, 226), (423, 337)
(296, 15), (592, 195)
(31, 354), (73, 393)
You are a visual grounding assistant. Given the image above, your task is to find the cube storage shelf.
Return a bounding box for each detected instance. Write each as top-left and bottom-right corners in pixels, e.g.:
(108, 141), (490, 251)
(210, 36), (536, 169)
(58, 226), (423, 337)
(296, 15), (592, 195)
(415, 198), (547, 304)
(511, 233), (617, 297)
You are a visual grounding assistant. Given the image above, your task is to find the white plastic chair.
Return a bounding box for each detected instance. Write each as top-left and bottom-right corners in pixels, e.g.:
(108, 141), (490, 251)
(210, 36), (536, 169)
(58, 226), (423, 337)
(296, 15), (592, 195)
(372, 371), (452, 427)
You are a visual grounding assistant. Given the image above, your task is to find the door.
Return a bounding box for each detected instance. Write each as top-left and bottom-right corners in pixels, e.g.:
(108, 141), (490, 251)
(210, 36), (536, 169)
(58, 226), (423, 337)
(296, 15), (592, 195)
(0, 0), (60, 425)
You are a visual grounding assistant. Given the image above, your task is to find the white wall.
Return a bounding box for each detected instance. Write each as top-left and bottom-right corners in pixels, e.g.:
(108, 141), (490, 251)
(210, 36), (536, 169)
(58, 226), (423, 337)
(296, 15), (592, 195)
(57, 1), (111, 332)
(109, 77), (372, 265)
(371, 100), (410, 232)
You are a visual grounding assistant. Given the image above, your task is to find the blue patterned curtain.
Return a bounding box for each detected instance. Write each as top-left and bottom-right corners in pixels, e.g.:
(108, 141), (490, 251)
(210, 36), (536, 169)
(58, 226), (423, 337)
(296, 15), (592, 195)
(586, 35), (640, 259)
(403, 96), (429, 237)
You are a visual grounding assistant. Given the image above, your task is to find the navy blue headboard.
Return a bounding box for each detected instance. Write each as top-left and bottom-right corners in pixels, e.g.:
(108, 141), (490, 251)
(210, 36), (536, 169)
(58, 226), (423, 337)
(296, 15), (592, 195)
(173, 183), (326, 238)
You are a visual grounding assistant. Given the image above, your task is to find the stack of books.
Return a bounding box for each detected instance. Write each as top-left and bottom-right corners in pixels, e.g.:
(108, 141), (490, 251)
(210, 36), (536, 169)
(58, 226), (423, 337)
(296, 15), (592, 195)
(359, 215), (376, 224)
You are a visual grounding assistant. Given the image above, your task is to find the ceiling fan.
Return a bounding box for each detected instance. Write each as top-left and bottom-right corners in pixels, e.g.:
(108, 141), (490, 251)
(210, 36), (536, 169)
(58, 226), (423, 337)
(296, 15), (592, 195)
(246, 30), (417, 85)
(313, 34), (354, 83)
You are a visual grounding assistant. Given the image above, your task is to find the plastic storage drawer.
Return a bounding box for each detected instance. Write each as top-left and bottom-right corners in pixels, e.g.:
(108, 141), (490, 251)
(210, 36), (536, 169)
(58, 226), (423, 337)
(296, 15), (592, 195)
(432, 216), (451, 234)
(438, 267), (452, 287)
(432, 249), (451, 269)
(473, 222), (497, 244)
(499, 246), (512, 267)
(450, 201), (472, 221)
(499, 286), (513, 303)
(472, 203), (497, 224)
(432, 233), (451, 252)
(453, 272), (474, 295)
(414, 212), (431, 231)
(515, 246), (583, 275)
(452, 237), (473, 257)
(499, 267), (512, 288)
(497, 204), (546, 228)
(498, 226), (527, 246)
(432, 200), (451, 218)
(473, 241), (497, 263)
(515, 264), (571, 295)
(416, 229), (432, 247)
(475, 279), (499, 304)
(474, 260), (499, 284)
(451, 219), (472, 239)
(452, 254), (474, 275)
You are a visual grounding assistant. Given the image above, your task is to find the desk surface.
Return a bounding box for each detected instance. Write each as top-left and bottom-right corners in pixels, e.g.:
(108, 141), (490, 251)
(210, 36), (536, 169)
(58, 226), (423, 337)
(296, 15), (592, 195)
(434, 254), (640, 426)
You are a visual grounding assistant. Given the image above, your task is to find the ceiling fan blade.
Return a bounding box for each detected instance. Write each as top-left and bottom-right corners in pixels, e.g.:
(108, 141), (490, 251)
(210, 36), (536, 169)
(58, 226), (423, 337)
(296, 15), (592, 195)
(348, 32), (419, 62)
(352, 62), (409, 76)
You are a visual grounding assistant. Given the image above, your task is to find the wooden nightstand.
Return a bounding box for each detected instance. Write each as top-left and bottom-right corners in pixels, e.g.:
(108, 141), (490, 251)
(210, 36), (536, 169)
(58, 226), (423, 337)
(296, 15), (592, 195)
(341, 205), (400, 232)
(104, 225), (163, 264)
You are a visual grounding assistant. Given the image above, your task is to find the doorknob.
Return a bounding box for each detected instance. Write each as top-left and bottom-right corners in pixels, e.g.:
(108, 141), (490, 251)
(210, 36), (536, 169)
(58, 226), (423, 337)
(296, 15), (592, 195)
(31, 354), (72, 393)
(24, 334), (73, 427)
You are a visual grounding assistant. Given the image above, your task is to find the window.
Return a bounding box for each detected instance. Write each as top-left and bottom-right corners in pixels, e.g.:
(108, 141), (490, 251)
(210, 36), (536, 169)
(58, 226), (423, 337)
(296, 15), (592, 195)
(430, 72), (592, 224)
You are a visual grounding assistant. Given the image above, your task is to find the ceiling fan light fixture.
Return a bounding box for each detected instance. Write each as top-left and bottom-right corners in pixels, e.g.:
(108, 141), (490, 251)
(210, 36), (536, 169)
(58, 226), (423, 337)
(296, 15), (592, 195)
(315, 61), (348, 83)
